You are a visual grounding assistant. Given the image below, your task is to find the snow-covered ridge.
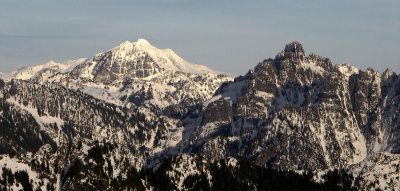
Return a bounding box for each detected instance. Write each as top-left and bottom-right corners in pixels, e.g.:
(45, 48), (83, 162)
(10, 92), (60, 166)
(7, 58), (87, 81)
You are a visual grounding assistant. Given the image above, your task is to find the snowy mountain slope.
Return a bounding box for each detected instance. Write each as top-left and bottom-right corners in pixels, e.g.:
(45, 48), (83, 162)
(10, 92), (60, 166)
(1, 79), (187, 156)
(0, 79), (188, 190)
(0, 41), (399, 190)
(350, 152), (400, 191)
(0, 155), (52, 190)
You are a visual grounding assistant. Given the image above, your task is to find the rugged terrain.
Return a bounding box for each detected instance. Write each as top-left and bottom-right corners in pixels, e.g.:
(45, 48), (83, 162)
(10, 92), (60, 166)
(0, 39), (399, 190)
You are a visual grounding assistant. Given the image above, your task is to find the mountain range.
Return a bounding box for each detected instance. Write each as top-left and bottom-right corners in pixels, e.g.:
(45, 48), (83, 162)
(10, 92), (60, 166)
(0, 39), (399, 190)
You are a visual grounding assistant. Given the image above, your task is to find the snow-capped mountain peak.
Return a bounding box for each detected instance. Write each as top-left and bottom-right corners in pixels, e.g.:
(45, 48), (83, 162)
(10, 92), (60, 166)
(58, 38), (219, 84)
(113, 39), (155, 52)
(5, 38), (232, 117)
(135, 38), (152, 46)
(8, 38), (219, 83)
(101, 38), (217, 77)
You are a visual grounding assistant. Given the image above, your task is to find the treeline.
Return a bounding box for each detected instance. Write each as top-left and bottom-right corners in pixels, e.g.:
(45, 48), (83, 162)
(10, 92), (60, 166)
(60, 146), (355, 191)
(141, 159), (355, 191)
(1, 145), (355, 191)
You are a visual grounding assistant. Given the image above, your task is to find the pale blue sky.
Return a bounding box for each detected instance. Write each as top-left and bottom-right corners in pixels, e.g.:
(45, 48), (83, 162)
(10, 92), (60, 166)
(0, 0), (399, 74)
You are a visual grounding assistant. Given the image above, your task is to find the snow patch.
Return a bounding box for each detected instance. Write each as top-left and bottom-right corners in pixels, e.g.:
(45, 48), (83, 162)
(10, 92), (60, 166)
(336, 64), (359, 78)
(300, 61), (325, 75)
(6, 97), (64, 127)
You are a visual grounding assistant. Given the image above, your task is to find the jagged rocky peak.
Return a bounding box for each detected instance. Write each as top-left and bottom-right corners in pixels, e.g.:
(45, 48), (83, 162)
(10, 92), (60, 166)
(282, 41), (305, 60)
(273, 41), (329, 71)
(382, 68), (396, 80)
(257, 41), (332, 77)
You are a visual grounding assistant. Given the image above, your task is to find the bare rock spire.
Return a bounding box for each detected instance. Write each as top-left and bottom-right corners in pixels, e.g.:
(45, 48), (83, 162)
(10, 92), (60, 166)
(283, 41), (305, 60)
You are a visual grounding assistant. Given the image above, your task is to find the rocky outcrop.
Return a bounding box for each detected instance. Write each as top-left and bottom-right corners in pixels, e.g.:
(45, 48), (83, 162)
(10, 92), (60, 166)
(180, 42), (398, 173)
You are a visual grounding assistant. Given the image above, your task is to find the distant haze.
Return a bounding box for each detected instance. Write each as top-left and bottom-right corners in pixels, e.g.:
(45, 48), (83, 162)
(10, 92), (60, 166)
(0, 0), (399, 75)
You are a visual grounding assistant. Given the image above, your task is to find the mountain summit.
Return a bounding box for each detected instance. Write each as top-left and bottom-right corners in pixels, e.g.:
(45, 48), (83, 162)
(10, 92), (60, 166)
(69, 38), (217, 84)
(274, 41), (306, 61)
(283, 41), (305, 58)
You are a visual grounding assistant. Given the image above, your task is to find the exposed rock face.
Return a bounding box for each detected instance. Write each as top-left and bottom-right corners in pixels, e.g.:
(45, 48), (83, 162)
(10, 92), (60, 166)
(281, 41), (305, 60)
(177, 42), (399, 173)
(72, 40), (165, 83)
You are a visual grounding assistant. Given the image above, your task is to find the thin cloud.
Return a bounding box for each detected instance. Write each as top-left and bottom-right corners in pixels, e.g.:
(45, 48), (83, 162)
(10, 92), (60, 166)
(0, 33), (83, 40)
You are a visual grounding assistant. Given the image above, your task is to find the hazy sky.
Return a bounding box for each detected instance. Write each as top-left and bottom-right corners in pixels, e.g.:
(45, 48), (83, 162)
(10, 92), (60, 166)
(0, 0), (399, 75)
